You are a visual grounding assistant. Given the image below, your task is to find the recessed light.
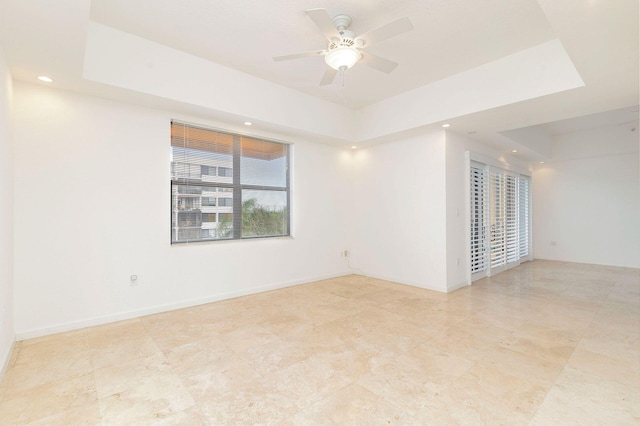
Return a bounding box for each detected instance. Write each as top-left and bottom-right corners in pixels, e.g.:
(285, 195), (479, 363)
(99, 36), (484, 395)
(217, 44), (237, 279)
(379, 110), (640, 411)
(243, 121), (252, 126)
(511, 149), (518, 153)
(351, 146), (357, 149)
(37, 76), (53, 83)
(539, 161), (545, 164)
(442, 123), (451, 128)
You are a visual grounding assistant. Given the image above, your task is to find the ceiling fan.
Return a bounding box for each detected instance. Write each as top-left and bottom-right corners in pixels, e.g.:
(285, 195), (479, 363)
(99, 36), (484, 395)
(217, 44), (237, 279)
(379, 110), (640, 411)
(273, 9), (413, 86)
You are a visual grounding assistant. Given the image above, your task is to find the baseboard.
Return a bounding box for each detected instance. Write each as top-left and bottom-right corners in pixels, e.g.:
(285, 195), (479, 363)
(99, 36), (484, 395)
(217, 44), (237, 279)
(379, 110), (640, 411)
(532, 257), (639, 270)
(0, 336), (16, 382)
(357, 271), (448, 294)
(446, 280), (469, 293)
(15, 271), (352, 341)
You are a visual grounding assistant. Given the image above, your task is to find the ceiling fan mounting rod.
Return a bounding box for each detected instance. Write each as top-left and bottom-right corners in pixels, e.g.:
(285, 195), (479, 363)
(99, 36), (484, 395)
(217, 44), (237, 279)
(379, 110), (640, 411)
(332, 14), (352, 33)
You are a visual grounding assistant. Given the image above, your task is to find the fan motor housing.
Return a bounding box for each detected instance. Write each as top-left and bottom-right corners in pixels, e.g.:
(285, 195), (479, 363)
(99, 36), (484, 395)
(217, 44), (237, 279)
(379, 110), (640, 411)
(328, 30), (356, 51)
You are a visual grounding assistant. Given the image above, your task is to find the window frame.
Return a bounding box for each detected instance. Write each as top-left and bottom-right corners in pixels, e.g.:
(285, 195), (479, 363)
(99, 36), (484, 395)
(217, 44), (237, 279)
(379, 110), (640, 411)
(170, 120), (291, 244)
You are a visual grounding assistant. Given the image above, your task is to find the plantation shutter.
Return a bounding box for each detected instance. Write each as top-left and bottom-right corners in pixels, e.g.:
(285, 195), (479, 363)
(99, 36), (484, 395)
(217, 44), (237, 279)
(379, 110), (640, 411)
(490, 169), (506, 269)
(470, 163), (489, 274)
(505, 174), (520, 264)
(469, 159), (531, 281)
(519, 176), (530, 258)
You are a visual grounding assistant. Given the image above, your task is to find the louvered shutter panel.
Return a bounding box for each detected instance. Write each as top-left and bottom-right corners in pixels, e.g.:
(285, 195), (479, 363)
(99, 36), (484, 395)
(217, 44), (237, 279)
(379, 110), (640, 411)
(490, 170), (506, 269)
(470, 164), (489, 274)
(519, 177), (530, 258)
(469, 159), (531, 280)
(505, 174), (520, 263)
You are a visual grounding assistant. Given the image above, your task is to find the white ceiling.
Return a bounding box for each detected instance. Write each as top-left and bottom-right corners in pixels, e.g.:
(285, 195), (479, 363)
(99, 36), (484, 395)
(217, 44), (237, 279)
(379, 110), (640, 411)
(539, 105), (639, 136)
(0, 0), (638, 160)
(88, 0), (557, 109)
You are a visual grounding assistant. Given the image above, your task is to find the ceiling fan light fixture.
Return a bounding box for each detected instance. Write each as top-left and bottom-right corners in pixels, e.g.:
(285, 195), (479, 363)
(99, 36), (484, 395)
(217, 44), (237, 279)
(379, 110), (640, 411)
(325, 47), (361, 71)
(273, 9), (412, 85)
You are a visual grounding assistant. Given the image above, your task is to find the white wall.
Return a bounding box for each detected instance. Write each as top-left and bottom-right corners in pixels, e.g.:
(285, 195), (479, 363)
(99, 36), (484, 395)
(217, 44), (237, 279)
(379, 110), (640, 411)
(533, 125), (640, 267)
(10, 82), (638, 341)
(444, 131), (529, 291)
(349, 132), (448, 292)
(12, 82), (353, 339)
(348, 129), (528, 293)
(0, 45), (14, 375)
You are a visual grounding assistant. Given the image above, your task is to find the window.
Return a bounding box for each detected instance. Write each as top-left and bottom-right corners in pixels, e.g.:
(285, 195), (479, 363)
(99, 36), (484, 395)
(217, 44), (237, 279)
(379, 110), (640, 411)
(217, 197), (233, 207)
(202, 197), (216, 207)
(176, 185), (201, 195)
(176, 196), (200, 211)
(218, 167), (232, 177)
(176, 228), (201, 240)
(470, 161), (530, 280)
(202, 229), (216, 238)
(201, 165), (217, 176)
(172, 162), (200, 180)
(219, 212), (233, 222)
(170, 121), (290, 243)
(175, 211), (201, 227)
(202, 213), (217, 222)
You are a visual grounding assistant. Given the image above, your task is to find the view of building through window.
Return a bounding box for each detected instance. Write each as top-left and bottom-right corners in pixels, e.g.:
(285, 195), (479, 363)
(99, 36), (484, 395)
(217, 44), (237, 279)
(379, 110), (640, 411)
(170, 121), (290, 243)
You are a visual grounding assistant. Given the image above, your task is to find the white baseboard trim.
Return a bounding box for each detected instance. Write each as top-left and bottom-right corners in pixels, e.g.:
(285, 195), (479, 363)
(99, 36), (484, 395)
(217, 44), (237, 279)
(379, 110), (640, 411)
(446, 280), (469, 293)
(15, 271), (352, 341)
(532, 257), (640, 269)
(0, 336), (16, 382)
(357, 271), (448, 294)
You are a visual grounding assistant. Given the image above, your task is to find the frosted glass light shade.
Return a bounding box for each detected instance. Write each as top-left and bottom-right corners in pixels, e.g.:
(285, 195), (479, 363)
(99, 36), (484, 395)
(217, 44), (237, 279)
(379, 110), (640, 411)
(325, 47), (361, 71)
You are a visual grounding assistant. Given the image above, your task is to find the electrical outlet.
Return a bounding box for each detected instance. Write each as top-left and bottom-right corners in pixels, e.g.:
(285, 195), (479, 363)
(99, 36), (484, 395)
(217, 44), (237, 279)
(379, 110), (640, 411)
(342, 249), (350, 258)
(130, 274), (139, 286)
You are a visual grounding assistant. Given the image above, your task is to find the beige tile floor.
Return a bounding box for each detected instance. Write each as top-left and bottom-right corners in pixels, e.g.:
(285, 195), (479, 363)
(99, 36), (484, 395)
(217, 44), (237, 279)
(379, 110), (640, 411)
(0, 260), (638, 425)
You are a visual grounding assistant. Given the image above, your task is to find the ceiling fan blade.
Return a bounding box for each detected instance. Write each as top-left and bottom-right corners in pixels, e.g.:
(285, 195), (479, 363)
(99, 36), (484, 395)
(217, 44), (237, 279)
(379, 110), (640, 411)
(320, 67), (337, 86)
(357, 17), (413, 46)
(273, 50), (327, 62)
(360, 51), (399, 74)
(306, 8), (341, 40)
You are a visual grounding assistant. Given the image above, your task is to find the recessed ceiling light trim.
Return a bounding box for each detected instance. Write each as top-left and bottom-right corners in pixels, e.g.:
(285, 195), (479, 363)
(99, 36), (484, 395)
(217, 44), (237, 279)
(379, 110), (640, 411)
(37, 76), (53, 83)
